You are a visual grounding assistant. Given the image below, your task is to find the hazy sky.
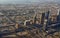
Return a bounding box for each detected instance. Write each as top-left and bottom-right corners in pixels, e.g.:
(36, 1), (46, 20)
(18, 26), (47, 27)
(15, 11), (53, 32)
(0, 0), (59, 4)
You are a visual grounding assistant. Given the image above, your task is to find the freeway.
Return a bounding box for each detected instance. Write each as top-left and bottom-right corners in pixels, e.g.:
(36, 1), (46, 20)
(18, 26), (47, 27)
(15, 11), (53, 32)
(0, 22), (59, 38)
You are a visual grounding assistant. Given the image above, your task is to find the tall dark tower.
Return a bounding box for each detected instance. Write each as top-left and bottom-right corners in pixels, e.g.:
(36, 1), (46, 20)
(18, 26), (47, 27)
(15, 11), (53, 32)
(38, 11), (50, 25)
(44, 11), (50, 30)
(45, 11), (50, 25)
(59, 11), (60, 17)
(41, 13), (45, 25)
(57, 11), (60, 23)
(45, 11), (50, 20)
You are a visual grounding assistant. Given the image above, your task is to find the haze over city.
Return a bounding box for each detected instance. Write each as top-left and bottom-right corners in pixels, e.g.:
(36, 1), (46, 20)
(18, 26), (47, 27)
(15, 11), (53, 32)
(0, 0), (60, 4)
